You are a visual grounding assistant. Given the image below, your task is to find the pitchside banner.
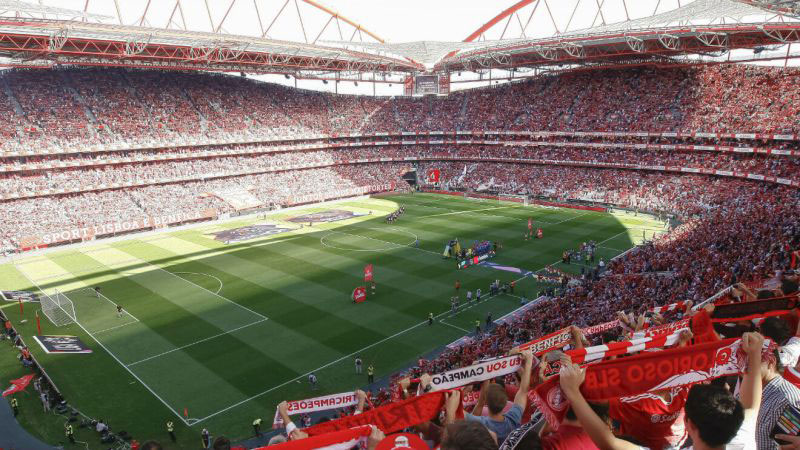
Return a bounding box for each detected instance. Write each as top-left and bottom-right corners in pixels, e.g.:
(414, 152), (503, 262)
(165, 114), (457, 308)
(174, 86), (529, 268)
(273, 391), (359, 427)
(19, 209), (217, 248)
(429, 354), (525, 391)
(32, 335), (92, 354)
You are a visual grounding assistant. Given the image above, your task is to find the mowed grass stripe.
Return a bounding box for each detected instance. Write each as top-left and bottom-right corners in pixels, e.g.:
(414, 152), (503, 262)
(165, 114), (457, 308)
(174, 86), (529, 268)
(0, 194), (667, 442)
(27, 250), (258, 419)
(170, 231), (454, 333)
(151, 233), (433, 331)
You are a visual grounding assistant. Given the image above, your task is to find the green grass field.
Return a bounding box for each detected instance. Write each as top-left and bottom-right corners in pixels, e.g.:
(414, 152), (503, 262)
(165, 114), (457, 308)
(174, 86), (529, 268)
(0, 193), (665, 448)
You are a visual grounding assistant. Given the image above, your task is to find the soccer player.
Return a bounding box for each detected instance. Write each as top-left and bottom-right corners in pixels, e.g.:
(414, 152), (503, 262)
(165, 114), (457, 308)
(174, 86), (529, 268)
(428, 312), (434, 326)
(486, 312), (493, 329)
(166, 420), (176, 442)
(466, 290), (472, 302)
(454, 279), (460, 293)
(476, 288), (482, 302)
(355, 356), (363, 374)
(65, 423), (75, 444)
(116, 305), (123, 317)
(201, 428), (211, 449)
(94, 286), (101, 298)
(308, 372), (317, 390)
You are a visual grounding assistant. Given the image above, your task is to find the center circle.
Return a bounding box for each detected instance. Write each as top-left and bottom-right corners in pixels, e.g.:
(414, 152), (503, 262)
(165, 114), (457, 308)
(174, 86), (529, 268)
(320, 227), (418, 252)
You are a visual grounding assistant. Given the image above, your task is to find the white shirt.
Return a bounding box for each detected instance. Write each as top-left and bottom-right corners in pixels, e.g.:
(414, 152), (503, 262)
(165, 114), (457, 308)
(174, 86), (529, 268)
(683, 413), (756, 450)
(780, 337), (800, 368)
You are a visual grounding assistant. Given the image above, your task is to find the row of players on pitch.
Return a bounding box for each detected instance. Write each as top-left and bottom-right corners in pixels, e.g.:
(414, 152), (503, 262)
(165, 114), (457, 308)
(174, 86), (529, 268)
(449, 278), (517, 313)
(385, 205), (405, 223)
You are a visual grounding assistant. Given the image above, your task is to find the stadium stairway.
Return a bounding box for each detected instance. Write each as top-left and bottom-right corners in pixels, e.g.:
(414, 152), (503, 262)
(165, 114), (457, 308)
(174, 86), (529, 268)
(0, 399), (57, 449)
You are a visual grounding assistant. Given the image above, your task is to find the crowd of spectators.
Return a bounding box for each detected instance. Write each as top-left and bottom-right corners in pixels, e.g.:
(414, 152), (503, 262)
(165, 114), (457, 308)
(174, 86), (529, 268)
(1, 65), (800, 154)
(2, 63), (800, 448)
(280, 170), (796, 450)
(0, 163), (409, 249)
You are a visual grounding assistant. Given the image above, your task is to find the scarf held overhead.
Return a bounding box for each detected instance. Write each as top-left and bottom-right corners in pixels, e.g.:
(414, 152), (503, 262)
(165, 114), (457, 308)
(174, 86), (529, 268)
(429, 354), (525, 391)
(532, 338), (768, 427)
(519, 327), (572, 356)
(273, 391), (359, 427)
(264, 425), (372, 450)
(303, 391), (447, 436)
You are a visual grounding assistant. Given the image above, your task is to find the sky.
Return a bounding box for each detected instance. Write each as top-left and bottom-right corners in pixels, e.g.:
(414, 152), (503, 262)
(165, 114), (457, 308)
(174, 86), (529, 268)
(14, 0), (799, 95)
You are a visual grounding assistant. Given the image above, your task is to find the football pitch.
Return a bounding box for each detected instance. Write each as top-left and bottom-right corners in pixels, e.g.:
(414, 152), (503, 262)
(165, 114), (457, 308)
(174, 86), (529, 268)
(0, 193), (665, 447)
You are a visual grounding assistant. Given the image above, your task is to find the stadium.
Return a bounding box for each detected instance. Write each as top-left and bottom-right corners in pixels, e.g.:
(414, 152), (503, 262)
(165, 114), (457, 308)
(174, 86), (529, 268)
(0, 0), (799, 448)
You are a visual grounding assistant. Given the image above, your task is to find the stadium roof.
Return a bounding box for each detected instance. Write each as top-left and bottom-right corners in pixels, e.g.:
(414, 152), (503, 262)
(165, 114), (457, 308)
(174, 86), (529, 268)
(0, 0), (798, 78)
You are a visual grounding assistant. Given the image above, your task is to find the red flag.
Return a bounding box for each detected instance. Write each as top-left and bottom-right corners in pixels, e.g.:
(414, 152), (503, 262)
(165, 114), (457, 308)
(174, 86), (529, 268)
(352, 287), (367, 304)
(35, 310), (41, 336)
(528, 217), (532, 230)
(2, 374), (34, 397)
(18, 298), (23, 315)
(364, 264), (373, 283)
(183, 407), (188, 418)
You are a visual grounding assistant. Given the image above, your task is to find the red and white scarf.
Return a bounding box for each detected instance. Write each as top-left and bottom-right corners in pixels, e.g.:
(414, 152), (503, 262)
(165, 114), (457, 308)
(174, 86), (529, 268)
(518, 327), (572, 356)
(428, 354), (525, 391)
(582, 319), (620, 336)
(533, 337), (772, 428)
(648, 301), (690, 315)
(544, 329), (686, 376)
(263, 425), (372, 450)
(302, 390), (449, 436)
(632, 317), (691, 339)
(272, 391), (359, 427)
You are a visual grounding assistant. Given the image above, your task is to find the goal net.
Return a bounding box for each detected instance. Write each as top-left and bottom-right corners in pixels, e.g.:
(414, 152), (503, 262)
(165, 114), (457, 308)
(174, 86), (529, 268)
(41, 290), (77, 327)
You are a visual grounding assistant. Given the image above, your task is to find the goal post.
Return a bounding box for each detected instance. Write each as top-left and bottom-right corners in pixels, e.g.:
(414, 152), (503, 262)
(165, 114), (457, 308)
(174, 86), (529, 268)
(41, 289), (77, 327)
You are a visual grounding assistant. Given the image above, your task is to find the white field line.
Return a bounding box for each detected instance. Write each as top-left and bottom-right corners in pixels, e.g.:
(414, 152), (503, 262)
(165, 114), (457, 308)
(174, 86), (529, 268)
(326, 229), (440, 256)
(173, 272), (224, 295)
(116, 252), (269, 322)
(126, 318), (268, 367)
(190, 260), (557, 425)
(93, 319), (140, 335)
(440, 320), (470, 333)
(597, 230), (632, 246)
(542, 211), (591, 226)
(82, 288), (141, 325)
(12, 263), (192, 426)
(418, 206), (517, 218)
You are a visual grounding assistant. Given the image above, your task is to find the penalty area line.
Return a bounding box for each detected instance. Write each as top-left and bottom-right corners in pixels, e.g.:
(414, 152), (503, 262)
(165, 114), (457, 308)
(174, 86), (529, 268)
(190, 267), (540, 425)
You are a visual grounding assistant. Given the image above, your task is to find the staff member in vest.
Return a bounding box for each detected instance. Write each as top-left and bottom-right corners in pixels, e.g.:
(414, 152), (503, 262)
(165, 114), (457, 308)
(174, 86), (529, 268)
(475, 320), (481, 335)
(252, 417), (262, 437)
(10, 397), (18, 417)
(166, 420), (176, 442)
(65, 423), (75, 444)
(367, 364), (375, 384)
